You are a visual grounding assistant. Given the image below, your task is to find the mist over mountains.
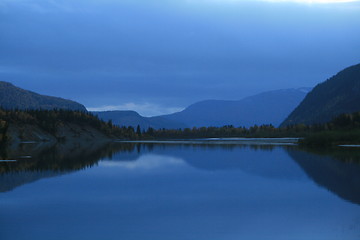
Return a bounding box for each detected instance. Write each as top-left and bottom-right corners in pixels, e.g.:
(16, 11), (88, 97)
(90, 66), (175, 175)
(0, 81), (310, 129)
(92, 110), (186, 130)
(93, 88), (310, 129)
(158, 88), (310, 128)
(2, 61), (360, 131)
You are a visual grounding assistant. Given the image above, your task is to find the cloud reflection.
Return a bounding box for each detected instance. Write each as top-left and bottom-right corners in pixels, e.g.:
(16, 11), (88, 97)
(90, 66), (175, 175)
(100, 154), (185, 170)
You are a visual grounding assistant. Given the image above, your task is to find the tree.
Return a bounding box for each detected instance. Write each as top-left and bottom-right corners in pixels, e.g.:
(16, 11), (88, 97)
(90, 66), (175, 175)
(136, 125), (142, 137)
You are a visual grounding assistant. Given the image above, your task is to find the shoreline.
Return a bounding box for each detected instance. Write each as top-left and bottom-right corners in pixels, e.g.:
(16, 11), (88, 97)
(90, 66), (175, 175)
(117, 137), (300, 145)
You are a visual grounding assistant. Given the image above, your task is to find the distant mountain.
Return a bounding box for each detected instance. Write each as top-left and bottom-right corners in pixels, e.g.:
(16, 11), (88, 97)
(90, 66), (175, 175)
(158, 88), (310, 128)
(93, 110), (186, 129)
(281, 63), (360, 126)
(0, 81), (86, 111)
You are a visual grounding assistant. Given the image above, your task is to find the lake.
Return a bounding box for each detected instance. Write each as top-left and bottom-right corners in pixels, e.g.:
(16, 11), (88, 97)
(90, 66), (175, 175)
(1, 140), (360, 240)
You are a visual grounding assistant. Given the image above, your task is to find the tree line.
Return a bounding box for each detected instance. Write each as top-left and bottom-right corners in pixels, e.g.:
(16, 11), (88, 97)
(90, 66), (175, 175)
(0, 108), (137, 144)
(1, 108), (360, 146)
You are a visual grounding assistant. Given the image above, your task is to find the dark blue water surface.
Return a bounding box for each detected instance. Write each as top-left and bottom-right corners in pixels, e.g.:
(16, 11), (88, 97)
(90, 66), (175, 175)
(1, 141), (360, 240)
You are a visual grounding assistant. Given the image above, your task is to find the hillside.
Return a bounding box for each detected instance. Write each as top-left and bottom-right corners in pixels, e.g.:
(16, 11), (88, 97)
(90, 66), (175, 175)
(0, 109), (137, 145)
(0, 81), (86, 111)
(159, 88), (310, 128)
(93, 110), (187, 129)
(281, 63), (360, 126)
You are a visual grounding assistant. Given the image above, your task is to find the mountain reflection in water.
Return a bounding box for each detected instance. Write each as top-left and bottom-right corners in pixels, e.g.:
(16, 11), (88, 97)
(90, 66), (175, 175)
(1, 141), (360, 207)
(1, 141), (360, 240)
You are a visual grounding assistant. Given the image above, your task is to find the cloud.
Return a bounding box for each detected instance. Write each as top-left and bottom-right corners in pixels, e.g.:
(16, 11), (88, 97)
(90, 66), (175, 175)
(2, 0), (360, 112)
(87, 102), (184, 117)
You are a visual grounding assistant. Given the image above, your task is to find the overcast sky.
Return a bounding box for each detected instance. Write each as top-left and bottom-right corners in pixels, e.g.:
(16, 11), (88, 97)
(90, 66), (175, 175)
(1, 0), (360, 116)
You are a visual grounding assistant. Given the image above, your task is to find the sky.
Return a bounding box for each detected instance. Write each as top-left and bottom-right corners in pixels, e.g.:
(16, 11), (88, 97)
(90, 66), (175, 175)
(1, 0), (360, 116)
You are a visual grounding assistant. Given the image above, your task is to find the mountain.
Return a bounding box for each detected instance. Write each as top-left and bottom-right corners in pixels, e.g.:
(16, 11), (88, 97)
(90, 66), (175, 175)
(1, 109), (129, 145)
(93, 110), (187, 129)
(158, 88), (310, 128)
(0, 81), (86, 111)
(281, 63), (360, 126)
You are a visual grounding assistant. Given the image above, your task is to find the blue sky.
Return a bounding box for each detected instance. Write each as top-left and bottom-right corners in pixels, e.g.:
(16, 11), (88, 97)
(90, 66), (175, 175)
(1, 0), (360, 116)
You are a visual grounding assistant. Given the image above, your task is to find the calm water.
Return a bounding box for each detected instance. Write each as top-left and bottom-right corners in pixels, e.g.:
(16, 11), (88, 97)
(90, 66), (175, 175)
(1, 141), (360, 240)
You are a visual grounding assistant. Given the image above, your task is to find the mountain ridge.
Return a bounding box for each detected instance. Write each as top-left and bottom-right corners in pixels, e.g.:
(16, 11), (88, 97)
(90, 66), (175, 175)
(281, 63), (360, 126)
(158, 88), (311, 128)
(0, 81), (86, 111)
(93, 110), (187, 130)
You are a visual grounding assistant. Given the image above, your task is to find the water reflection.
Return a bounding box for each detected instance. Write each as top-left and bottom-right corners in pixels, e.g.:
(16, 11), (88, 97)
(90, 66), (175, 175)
(107, 143), (306, 182)
(0, 142), (136, 192)
(287, 147), (360, 205)
(1, 141), (360, 206)
(1, 141), (360, 240)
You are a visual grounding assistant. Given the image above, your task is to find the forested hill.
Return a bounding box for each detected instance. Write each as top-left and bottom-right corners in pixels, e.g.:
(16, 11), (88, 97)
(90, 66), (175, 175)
(281, 63), (360, 126)
(0, 81), (86, 111)
(0, 109), (137, 145)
